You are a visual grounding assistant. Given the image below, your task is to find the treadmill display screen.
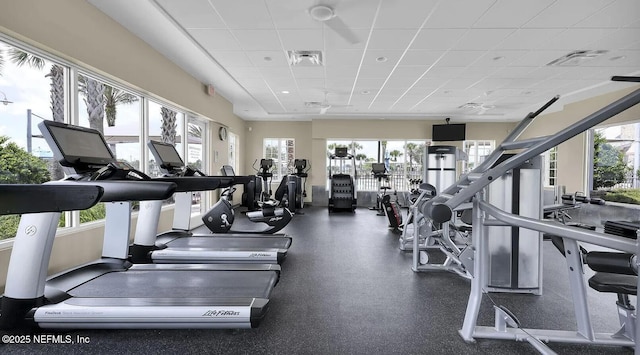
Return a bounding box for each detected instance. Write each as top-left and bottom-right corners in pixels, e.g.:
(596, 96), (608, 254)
(40, 121), (116, 168)
(371, 163), (386, 173)
(221, 165), (235, 176)
(148, 140), (185, 170)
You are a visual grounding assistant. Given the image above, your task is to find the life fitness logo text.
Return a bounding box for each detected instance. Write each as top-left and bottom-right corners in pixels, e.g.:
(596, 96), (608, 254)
(202, 310), (240, 317)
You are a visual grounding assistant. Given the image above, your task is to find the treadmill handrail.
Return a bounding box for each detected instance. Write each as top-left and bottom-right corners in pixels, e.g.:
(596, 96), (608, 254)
(0, 184), (103, 215)
(47, 180), (176, 202)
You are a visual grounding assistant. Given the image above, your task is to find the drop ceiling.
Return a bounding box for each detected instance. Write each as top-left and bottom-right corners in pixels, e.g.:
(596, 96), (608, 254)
(88, 0), (640, 122)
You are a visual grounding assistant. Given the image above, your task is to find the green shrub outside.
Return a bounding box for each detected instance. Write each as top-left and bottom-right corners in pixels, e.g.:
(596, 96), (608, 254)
(602, 189), (640, 205)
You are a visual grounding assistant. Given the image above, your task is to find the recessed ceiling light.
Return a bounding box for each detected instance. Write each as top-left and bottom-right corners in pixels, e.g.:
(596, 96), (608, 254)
(376, 56), (387, 62)
(492, 56), (505, 61)
(281, 90), (290, 94)
(610, 55), (626, 61)
(361, 90), (370, 95)
(264, 56), (272, 61)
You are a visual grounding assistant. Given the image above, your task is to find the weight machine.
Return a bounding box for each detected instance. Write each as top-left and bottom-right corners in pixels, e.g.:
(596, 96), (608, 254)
(420, 76), (640, 353)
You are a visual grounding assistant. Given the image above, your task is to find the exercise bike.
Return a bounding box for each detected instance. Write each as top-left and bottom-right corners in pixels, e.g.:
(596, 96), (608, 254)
(203, 186), (292, 234)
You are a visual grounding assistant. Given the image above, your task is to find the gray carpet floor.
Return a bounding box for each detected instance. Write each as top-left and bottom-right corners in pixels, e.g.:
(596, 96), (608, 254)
(0, 206), (634, 354)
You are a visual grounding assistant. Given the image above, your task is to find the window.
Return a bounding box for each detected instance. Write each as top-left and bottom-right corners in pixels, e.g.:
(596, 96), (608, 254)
(77, 73), (141, 224)
(188, 118), (207, 214)
(228, 131), (239, 173)
(147, 100), (185, 177)
(0, 40), (69, 239)
(592, 124), (637, 190)
(543, 147), (558, 187)
(463, 140), (495, 173)
(263, 138), (294, 180)
(326, 140), (428, 191)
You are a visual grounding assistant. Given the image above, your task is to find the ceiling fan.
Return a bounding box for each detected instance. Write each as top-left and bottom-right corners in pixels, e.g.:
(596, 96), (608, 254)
(305, 92), (351, 114)
(457, 102), (516, 116)
(308, 4), (360, 44)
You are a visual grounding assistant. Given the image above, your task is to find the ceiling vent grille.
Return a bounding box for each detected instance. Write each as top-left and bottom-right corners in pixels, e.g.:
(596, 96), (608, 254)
(287, 50), (324, 66)
(546, 50), (608, 67)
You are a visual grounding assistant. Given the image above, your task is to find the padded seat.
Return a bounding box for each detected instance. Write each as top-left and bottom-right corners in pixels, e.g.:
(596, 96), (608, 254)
(588, 272), (637, 295)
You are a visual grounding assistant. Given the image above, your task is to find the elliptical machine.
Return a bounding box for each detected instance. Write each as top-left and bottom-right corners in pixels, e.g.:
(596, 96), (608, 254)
(369, 163), (389, 216)
(274, 158), (309, 213)
(255, 158), (275, 204)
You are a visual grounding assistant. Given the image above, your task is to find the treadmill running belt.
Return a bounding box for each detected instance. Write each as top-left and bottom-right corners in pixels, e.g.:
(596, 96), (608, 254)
(68, 270), (276, 298)
(166, 237), (291, 249)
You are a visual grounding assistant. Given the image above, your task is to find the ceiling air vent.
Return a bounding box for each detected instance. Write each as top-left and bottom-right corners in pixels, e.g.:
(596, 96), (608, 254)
(546, 50), (608, 67)
(287, 50), (323, 66)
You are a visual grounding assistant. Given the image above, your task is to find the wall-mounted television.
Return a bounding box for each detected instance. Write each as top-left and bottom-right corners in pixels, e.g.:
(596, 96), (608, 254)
(432, 123), (466, 141)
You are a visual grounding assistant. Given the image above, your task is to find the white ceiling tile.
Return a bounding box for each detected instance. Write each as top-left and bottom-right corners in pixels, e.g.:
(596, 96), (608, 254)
(492, 66), (537, 78)
(586, 28), (640, 51)
(263, 76), (297, 88)
(411, 29), (467, 50)
(295, 78), (326, 90)
(524, 0), (612, 28)
(438, 51), (487, 67)
(369, 30), (420, 50)
(414, 76), (452, 89)
(245, 50), (289, 67)
(442, 78), (485, 90)
(266, 0), (321, 30)
(375, 0), (439, 29)
(400, 50), (443, 66)
(260, 67), (294, 79)
(212, 51), (253, 67)
(475, 50), (529, 67)
(384, 75), (419, 89)
(540, 28), (619, 50)
(496, 29), (566, 50)
(473, 0), (555, 29)
(278, 29), (324, 50)
(422, 66), (465, 79)
(507, 50), (573, 67)
(291, 66), (325, 79)
(390, 66), (429, 78)
(325, 65), (358, 78)
(232, 30), (281, 50)
(208, 0), (273, 29)
(424, 0), (495, 28)
(227, 67), (262, 78)
(357, 65), (392, 79)
(454, 29), (516, 51)
(325, 77), (357, 89)
(353, 78), (387, 90)
(362, 50), (406, 67)
(189, 29), (241, 50)
(325, 49), (364, 67)
(575, 0), (640, 28)
(156, 0), (224, 29)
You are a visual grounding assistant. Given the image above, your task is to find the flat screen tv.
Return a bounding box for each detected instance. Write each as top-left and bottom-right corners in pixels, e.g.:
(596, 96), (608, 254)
(432, 123), (466, 141)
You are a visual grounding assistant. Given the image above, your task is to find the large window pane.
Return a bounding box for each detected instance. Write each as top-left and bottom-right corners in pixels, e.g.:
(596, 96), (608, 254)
(263, 138), (295, 181)
(0, 41), (67, 239)
(187, 118), (206, 215)
(148, 100), (184, 177)
(77, 73), (141, 224)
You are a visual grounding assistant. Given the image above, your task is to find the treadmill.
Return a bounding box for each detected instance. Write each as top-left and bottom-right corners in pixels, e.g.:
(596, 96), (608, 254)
(129, 140), (292, 265)
(0, 121), (279, 329)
